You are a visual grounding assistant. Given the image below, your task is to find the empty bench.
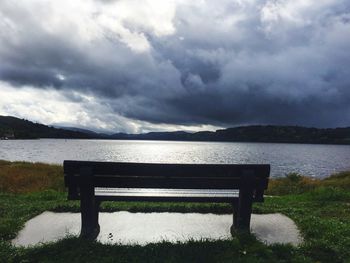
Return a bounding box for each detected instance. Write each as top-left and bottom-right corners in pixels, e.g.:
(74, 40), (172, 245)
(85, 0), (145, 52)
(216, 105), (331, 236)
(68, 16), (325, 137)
(64, 160), (270, 239)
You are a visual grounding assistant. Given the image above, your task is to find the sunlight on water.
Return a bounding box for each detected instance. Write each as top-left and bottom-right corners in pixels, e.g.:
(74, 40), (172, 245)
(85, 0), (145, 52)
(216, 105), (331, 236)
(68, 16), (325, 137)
(1, 139), (350, 178)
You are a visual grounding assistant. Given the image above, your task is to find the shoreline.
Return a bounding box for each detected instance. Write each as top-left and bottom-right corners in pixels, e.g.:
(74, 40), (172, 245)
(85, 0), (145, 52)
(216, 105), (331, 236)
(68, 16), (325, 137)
(2, 137), (350, 145)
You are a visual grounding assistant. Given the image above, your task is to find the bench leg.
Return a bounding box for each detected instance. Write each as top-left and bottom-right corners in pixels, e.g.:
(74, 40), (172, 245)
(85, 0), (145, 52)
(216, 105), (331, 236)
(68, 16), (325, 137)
(230, 200), (239, 235)
(80, 186), (100, 239)
(236, 187), (253, 233)
(232, 171), (255, 233)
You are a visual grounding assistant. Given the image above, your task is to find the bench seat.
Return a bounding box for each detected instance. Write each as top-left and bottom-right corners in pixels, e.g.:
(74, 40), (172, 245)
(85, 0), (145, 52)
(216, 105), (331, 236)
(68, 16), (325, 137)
(92, 188), (239, 202)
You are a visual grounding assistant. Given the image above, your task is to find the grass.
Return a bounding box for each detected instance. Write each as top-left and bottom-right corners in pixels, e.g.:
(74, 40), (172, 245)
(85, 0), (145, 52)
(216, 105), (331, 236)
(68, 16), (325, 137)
(0, 160), (350, 262)
(0, 160), (64, 193)
(2, 236), (307, 263)
(265, 171), (350, 195)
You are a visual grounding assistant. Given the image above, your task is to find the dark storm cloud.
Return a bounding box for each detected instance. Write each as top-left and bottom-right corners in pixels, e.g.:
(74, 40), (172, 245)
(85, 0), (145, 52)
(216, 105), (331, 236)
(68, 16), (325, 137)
(1, 0), (350, 129)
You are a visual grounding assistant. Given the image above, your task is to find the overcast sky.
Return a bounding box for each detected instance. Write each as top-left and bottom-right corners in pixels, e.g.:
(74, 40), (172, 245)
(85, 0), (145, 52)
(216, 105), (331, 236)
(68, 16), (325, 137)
(1, 0), (350, 133)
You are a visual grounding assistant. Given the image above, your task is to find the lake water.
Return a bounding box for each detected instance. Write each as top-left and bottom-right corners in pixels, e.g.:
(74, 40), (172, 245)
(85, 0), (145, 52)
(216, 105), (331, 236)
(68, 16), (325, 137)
(1, 139), (350, 178)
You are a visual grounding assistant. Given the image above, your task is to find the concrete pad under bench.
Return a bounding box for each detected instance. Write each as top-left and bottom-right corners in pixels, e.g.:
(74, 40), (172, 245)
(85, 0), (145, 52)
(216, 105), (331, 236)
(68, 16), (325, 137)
(12, 211), (302, 247)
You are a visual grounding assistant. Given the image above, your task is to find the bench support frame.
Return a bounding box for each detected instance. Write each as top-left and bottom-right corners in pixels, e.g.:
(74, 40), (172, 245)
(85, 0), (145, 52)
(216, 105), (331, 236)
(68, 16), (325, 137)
(63, 162), (269, 239)
(231, 171), (254, 233)
(80, 167), (100, 239)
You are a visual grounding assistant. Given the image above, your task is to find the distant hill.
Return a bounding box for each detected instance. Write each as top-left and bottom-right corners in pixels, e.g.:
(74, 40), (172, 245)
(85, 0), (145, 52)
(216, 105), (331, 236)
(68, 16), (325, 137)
(0, 116), (93, 139)
(197, 125), (350, 144)
(53, 126), (97, 135)
(110, 131), (192, 140)
(111, 126), (350, 144)
(1, 115), (350, 144)
(53, 126), (109, 137)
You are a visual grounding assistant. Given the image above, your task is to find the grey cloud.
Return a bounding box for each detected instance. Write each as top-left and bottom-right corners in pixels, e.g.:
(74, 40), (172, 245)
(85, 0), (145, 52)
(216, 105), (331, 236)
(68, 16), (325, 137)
(1, 0), (350, 130)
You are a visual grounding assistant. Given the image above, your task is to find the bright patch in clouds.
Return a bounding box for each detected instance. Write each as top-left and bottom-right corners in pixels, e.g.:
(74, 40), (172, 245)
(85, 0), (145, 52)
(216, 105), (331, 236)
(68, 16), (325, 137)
(0, 82), (98, 129)
(0, 81), (219, 133)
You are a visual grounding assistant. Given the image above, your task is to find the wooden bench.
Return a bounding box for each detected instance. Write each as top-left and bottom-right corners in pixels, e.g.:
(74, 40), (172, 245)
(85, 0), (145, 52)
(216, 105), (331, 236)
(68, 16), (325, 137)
(64, 160), (270, 239)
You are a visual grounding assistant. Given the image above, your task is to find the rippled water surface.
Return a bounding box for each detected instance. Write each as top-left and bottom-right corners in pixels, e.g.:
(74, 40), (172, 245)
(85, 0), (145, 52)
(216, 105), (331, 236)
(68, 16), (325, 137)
(1, 139), (350, 178)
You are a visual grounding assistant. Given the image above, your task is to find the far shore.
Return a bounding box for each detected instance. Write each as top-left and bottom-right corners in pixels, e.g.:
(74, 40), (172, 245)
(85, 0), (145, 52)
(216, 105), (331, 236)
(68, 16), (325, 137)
(2, 137), (350, 146)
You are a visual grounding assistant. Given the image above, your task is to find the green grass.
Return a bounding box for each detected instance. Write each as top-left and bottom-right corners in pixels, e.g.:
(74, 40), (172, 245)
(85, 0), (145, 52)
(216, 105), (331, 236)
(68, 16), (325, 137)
(0, 160), (64, 193)
(1, 160), (350, 262)
(2, 236), (309, 263)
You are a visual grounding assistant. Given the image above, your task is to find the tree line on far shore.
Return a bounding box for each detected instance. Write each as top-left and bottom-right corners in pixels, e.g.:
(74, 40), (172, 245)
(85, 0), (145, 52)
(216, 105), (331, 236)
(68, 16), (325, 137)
(1, 115), (349, 144)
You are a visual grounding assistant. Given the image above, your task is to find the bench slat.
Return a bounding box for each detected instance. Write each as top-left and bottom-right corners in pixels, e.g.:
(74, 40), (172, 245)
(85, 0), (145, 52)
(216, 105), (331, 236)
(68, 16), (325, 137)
(91, 188), (239, 202)
(64, 160), (270, 178)
(67, 188), (267, 203)
(65, 175), (268, 189)
(96, 188), (239, 197)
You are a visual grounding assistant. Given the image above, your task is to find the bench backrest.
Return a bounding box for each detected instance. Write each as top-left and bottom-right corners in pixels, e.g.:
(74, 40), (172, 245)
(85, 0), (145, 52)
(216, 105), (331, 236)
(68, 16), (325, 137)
(64, 160), (270, 201)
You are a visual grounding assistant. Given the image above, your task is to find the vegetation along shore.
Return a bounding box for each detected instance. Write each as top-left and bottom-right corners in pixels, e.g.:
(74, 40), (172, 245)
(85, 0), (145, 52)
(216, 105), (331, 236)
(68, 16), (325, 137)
(0, 160), (349, 262)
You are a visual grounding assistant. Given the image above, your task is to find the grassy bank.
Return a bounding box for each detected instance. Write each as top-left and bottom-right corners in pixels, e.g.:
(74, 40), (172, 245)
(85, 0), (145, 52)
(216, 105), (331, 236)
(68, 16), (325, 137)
(0, 161), (350, 262)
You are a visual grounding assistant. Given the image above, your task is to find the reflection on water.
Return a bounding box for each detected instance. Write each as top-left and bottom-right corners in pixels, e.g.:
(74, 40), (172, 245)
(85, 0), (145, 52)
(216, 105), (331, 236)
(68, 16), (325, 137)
(1, 139), (350, 178)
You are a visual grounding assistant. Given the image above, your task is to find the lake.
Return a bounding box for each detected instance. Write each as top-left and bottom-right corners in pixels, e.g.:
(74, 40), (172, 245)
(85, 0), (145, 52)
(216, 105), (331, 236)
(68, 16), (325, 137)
(1, 139), (350, 178)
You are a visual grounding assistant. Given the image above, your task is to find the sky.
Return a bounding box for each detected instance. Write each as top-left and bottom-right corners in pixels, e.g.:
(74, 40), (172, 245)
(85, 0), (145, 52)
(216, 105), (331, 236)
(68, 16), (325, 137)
(0, 0), (350, 133)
